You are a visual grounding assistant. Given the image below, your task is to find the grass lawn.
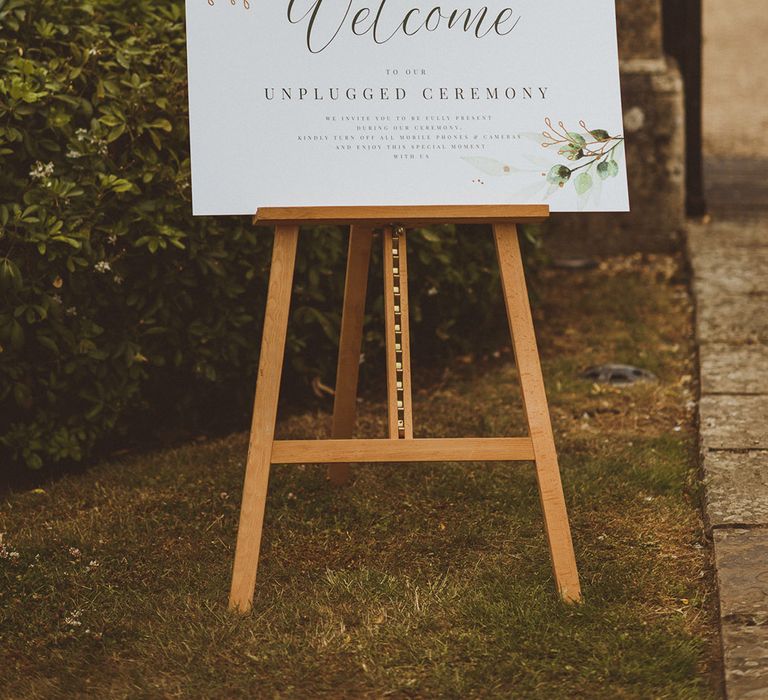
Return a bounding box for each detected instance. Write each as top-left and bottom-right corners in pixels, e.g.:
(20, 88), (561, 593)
(1, 253), (720, 698)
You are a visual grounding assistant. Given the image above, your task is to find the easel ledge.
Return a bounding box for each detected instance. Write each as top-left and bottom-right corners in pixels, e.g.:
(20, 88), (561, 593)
(254, 204), (550, 226)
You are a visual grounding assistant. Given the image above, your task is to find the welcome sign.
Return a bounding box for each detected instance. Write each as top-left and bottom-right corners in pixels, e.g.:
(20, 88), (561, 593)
(185, 0), (629, 214)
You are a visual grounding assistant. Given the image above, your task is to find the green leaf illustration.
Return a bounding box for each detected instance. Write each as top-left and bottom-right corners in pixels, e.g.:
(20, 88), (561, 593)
(541, 118), (624, 196)
(598, 160), (620, 179)
(558, 143), (584, 161)
(547, 165), (572, 188)
(575, 172), (593, 195)
(461, 156), (515, 176)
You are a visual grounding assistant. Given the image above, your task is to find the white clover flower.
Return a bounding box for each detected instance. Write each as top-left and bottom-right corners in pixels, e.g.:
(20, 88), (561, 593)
(65, 306), (78, 317)
(113, 274), (124, 285)
(30, 161), (55, 181)
(94, 261), (111, 274)
(75, 128), (89, 143)
(1, 539), (19, 560)
(66, 149), (82, 159)
(68, 547), (81, 558)
(64, 610), (83, 627)
(52, 294), (62, 304)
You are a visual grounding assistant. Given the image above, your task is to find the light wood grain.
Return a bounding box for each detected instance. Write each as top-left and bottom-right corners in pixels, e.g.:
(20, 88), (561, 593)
(272, 438), (536, 463)
(328, 226), (373, 486)
(494, 223), (582, 604)
(254, 205), (549, 226)
(230, 207), (580, 610)
(228, 225), (299, 613)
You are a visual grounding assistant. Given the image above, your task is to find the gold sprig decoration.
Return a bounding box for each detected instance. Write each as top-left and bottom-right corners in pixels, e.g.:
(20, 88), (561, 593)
(542, 118), (624, 194)
(207, 0), (251, 9)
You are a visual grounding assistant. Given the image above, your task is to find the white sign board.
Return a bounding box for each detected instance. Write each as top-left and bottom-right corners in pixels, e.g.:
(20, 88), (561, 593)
(185, 0), (629, 214)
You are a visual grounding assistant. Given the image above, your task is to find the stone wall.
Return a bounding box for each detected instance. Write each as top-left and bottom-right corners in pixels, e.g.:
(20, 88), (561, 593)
(544, 0), (686, 256)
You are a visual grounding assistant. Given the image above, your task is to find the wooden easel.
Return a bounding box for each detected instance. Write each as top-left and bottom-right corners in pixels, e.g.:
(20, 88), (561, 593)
(228, 205), (581, 612)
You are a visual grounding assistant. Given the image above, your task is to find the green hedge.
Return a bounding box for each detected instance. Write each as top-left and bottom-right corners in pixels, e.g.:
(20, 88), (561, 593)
(0, 0), (538, 472)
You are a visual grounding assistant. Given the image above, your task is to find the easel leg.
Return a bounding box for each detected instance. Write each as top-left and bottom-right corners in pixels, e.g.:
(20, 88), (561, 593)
(493, 223), (582, 603)
(328, 226), (374, 486)
(229, 225), (299, 613)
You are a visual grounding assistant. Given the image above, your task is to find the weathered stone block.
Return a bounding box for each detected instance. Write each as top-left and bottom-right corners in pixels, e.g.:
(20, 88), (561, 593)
(700, 396), (768, 450)
(617, 0), (663, 59)
(691, 249), (768, 295)
(702, 158), (768, 215)
(717, 528), (768, 620)
(719, 623), (768, 700)
(696, 295), (768, 344)
(715, 529), (768, 699)
(688, 219), (768, 251)
(700, 343), (768, 395)
(704, 451), (768, 528)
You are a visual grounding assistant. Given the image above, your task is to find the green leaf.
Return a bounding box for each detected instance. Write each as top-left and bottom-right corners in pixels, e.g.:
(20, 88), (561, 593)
(558, 143), (584, 161)
(99, 114), (123, 127)
(107, 124), (126, 142)
(546, 165), (571, 188)
(148, 118), (172, 132)
(598, 160), (620, 180)
(37, 334), (59, 353)
(51, 236), (82, 249)
(575, 172), (593, 195)
(590, 129), (611, 142)
(0, 258), (22, 290)
(419, 229), (441, 244)
(10, 319), (24, 349)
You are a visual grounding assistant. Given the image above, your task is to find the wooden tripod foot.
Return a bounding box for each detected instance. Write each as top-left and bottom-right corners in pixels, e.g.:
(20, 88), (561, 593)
(328, 226), (374, 486)
(494, 223), (582, 603)
(229, 225), (299, 613)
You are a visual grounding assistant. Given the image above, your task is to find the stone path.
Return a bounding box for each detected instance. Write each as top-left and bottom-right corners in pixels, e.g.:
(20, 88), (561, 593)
(690, 175), (768, 698)
(693, 4), (768, 696)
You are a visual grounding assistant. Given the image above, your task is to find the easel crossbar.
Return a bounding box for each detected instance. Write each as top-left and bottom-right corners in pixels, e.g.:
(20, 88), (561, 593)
(271, 437), (535, 463)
